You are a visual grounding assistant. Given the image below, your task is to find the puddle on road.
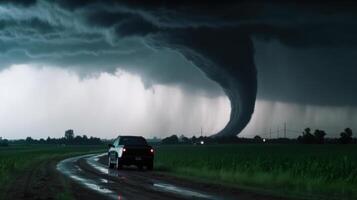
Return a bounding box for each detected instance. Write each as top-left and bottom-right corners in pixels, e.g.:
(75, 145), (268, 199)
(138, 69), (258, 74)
(86, 154), (126, 178)
(57, 155), (123, 200)
(153, 183), (215, 200)
(70, 175), (113, 194)
(100, 178), (115, 184)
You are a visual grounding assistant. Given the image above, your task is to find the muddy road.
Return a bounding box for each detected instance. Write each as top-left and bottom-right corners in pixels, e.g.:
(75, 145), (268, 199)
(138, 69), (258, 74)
(57, 153), (292, 200)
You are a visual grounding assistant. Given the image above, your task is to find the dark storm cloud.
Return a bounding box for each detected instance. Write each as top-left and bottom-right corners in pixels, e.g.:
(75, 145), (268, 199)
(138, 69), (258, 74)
(254, 39), (357, 106)
(113, 16), (159, 37)
(0, 0), (36, 7)
(85, 11), (128, 28)
(1, 0), (357, 136)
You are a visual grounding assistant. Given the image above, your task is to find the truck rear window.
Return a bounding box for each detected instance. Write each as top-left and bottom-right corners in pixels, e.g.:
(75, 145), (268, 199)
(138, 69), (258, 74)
(119, 137), (147, 146)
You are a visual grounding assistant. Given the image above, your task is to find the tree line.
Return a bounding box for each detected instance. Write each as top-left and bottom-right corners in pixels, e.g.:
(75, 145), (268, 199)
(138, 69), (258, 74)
(160, 128), (355, 145)
(1, 127), (355, 146)
(297, 128), (353, 144)
(1, 129), (103, 146)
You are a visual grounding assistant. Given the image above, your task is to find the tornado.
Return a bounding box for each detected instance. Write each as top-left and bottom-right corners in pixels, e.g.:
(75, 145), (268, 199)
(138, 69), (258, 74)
(149, 28), (257, 137)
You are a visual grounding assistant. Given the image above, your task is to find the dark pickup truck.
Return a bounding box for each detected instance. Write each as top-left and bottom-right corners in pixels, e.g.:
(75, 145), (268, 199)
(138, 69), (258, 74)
(108, 136), (154, 170)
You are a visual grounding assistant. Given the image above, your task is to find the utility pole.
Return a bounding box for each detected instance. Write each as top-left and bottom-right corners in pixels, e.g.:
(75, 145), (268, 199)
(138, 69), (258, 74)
(284, 122), (287, 138)
(200, 127), (203, 137)
(277, 127), (279, 138)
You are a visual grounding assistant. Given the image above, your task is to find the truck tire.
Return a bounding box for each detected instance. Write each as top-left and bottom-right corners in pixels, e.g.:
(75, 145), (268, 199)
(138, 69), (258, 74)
(116, 158), (123, 170)
(109, 163), (115, 169)
(137, 164), (143, 170)
(147, 161), (153, 170)
(108, 159), (115, 169)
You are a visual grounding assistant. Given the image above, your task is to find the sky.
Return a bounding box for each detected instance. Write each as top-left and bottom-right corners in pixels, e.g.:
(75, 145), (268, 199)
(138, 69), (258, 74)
(0, 1), (357, 139)
(0, 65), (229, 139)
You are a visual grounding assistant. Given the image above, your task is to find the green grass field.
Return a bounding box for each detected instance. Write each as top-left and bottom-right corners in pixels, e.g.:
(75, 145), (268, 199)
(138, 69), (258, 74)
(1, 144), (356, 200)
(0, 145), (105, 200)
(155, 144), (357, 200)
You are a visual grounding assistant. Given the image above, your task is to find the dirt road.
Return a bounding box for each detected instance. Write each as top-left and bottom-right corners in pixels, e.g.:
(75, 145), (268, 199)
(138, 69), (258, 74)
(57, 153), (292, 200)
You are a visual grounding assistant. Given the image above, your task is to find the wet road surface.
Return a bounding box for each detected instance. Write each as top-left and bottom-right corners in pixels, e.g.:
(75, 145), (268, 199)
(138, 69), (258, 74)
(57, 153), (291, 200)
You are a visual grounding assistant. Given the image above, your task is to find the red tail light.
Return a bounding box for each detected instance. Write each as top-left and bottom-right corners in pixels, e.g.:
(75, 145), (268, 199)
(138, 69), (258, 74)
(150, 148), (154, 153)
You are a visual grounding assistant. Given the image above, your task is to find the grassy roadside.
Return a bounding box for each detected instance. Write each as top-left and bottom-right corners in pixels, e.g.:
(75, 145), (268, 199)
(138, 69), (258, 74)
(154, 144), (357, 200)
(0, 145), (105, 200)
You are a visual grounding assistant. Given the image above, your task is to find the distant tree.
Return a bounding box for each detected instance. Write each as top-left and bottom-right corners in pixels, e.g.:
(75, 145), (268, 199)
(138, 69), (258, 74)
(254, 135), (263, 143)
(198, 136), (205, 141)
(74, 136), (82, 144)
(191, 136), (197, 144)
(161, 135), (179, 144)
(88, 136), (102, 145)
(0, 139), (8, 147)
(46, 136), (52, 144)
(65, 129), (74, 140)
(340, 128), (353, 144)
(314, 129), (326, 144)
(181, 136), (191, 144)
(39, 138), (45, 144)
(25, 137), (34, 144)
(298, 128), (316, 144)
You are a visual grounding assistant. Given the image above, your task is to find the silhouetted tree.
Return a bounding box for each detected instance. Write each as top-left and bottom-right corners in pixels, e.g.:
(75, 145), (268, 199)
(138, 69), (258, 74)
(181, 136), (191, 144)
(314, 129), (326, 144)
(191, 136), (197, 144)
(65, 129), (74, 140)
(25, 137), (34, 144)
(298, 128), (316, 144)
(161, 135), (179, 144)
(39, 138), (45, 144)
(254, 135), (263, 143)
(340, 128), (353, 144)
